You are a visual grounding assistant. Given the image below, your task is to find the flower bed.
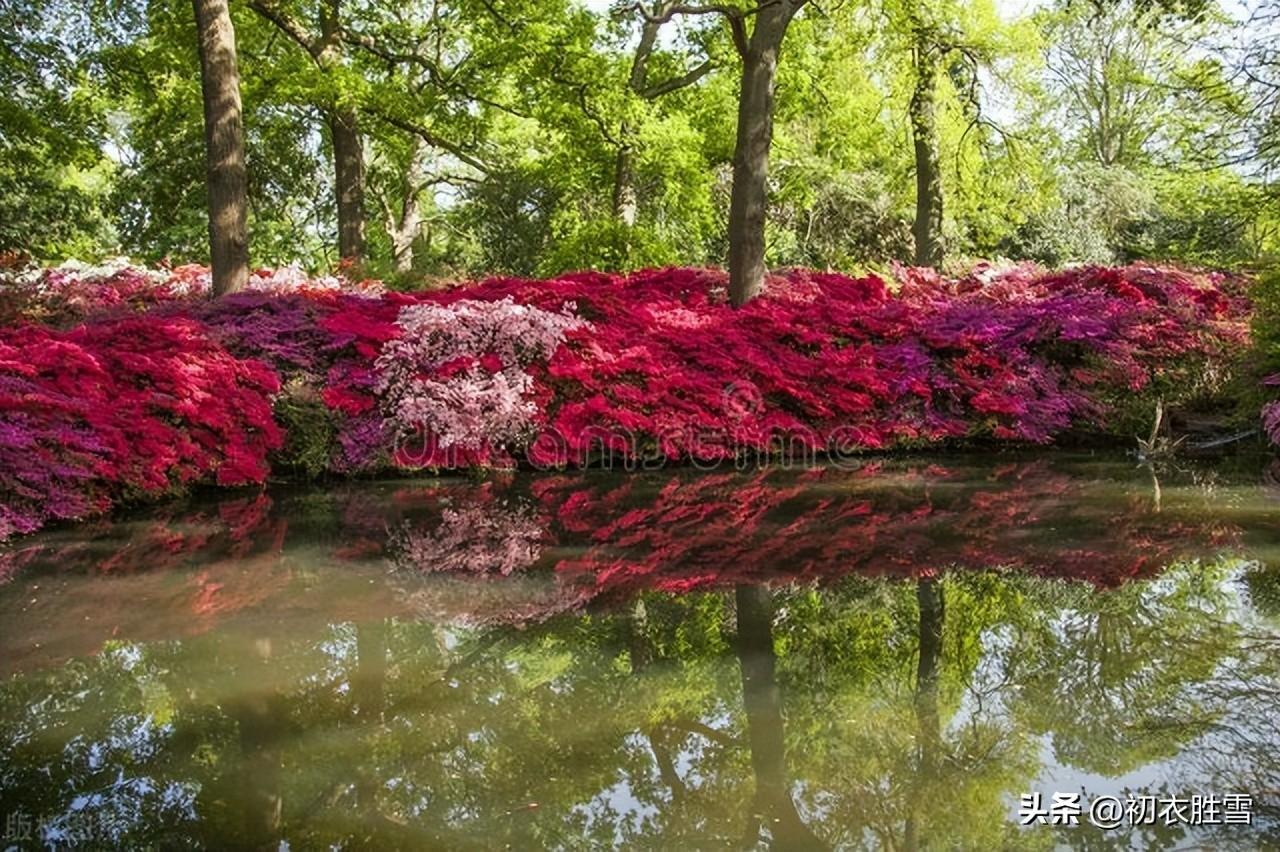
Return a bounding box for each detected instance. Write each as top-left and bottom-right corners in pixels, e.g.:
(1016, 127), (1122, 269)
(0, 260), (1257, 540)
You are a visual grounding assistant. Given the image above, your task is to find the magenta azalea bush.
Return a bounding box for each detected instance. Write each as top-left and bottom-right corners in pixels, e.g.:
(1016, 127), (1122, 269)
(0, 259), (1259, 540)
(1265, 375), (1280, 447)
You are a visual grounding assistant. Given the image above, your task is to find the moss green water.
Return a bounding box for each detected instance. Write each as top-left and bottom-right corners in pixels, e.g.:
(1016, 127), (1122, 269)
(1, 454), (1278, 849)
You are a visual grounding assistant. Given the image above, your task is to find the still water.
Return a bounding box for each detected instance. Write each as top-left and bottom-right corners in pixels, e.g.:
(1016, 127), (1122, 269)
(1, 454), (1278, 850)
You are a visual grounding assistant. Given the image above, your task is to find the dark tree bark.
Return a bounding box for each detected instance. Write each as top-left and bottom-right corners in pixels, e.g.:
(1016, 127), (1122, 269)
(192, 0), (249, 295)
(318, 1), (365, 264)
(727, 2), (805, 306)
(909, 32), (945, 268)
(329, 108), (367, 262)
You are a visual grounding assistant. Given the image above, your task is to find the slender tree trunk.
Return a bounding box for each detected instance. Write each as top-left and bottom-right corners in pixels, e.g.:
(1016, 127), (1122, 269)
(328, 108), (366, 264)
(910, 34), (944, 268)
(612, 9), (661, 228)
(384, 137), (429, 273)
(318, 1), (365, 265)
(612, 140), (639, 227)
(727, 5), (801, 306)
(192, 0), (249, 295)
(390, 198), (419, 274)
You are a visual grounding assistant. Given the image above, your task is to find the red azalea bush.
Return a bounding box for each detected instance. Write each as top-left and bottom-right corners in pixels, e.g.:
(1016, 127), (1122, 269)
(0, 315), (282, 539)
(0, 260), (1257, 541)
(428, 263), (1250, 458)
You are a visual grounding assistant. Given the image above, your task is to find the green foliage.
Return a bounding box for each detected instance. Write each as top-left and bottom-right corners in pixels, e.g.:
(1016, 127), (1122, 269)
(1253, 266), (1280, 372)
(272, 392), (337, 479)
(0, 0), (1276, 280)
(0, 0), (116, 256)
(539, 218), (681, 276)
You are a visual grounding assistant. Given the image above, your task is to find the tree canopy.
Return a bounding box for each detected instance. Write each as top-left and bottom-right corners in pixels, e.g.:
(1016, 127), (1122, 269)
(1, 0), (1276, 279)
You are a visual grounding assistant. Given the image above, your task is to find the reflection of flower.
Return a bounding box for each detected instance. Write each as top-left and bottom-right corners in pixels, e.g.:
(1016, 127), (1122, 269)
(390, 502), (543, 576)
(386, 496), (581, 628)
(0, 461), (1252, 644)
(397, 574), (594, 629)
(533, 460), (1240, 601)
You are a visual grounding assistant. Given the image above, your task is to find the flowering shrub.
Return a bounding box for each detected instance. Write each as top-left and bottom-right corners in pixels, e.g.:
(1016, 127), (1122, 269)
(436, 264), (1248, 461)
(0, 316), (281, 539)
(0, 258), (382, 326)
(1264, 375), (1280, 448)
(0, 260), (1256, 540)
(377, 298), (586, 466)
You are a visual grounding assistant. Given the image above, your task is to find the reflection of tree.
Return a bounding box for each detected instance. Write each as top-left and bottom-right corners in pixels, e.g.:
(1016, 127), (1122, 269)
(222, 638), (288, 848)
(904, 577), (943, 852)
(1004, 562), (1236, 776)
(733, 584), (827, 850)
(2, 560), (1278, 847)
(1, 459), (1279, 846)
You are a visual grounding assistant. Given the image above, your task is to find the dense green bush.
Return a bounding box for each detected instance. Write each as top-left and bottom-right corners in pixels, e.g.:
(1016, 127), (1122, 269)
(272, 390), (337, 480)
(1254, 266), (1280, 371)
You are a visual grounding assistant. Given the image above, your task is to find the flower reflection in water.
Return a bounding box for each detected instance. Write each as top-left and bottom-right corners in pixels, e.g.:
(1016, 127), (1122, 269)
(0, 457), (1278, 849)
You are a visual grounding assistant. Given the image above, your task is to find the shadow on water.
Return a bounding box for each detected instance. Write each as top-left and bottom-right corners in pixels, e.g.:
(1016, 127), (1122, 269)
(0, 454), (1279, 849)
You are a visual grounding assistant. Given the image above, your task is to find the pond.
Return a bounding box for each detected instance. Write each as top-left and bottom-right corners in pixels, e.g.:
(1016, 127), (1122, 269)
(1, 454), (1278, 850)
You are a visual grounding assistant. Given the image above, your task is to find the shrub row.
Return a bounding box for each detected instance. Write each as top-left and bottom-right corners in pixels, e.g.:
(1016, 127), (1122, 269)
(0, 260), (1257, 540)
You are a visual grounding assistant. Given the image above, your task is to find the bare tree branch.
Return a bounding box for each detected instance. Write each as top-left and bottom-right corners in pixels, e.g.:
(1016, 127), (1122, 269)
(248, 0), (322, 62)
(367, 108), (493, 174)
(640, 58), (715, 98)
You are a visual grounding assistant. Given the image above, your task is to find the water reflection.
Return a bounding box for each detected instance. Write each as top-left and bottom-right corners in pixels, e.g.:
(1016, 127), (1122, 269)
(0, 456), (1278, 849)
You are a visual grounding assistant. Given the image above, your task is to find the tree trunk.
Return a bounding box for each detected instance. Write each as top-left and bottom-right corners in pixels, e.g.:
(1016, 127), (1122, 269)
(910, 34), (944, 268)
(612, 141), (639, 227)
(727, 5), (800, 306)
(612, 10), (661, 228)
(390, 197), (419, 274)
(384, 137), (428, 274)
(329, 108), (367, 264)
(318, 1), (365, 265)
(192, 0), (249, 295)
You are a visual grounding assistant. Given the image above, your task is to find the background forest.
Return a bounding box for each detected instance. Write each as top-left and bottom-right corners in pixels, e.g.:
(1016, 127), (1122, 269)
(3, 0), (1279, 283)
